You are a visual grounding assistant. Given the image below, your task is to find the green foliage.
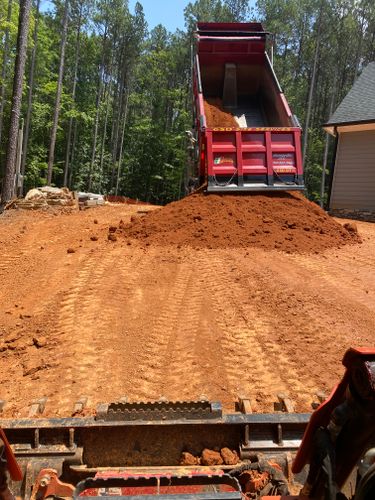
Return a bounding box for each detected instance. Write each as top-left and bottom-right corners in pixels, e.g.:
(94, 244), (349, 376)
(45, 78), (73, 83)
(1, 0), (374, 205)
(23, 144), (48, 189)
(256, 0), (375, 203)
(184, 0), (250, 31)
(303, 128), (324, 202)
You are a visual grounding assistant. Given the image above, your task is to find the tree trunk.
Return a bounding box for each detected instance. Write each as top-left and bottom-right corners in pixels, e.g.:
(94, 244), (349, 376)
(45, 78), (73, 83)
(99, 77), (113, 193)
(46, 0), (69, 185)
(281, 39), (288, 80)
(110, 57), (126, 190)
(353, 13), (365, 83)
(0, 0), (32, 208)
(115, 86), (130, 195)
(0, 0), (13, 149)
(369, 29), (375, 61)
(63, 1), (82, 187)
(295, 15), (306, 79)
(68, 118), (78, 188)
(20, 0), (40, 194)
(87, 27), (107, 191)
(320, 73), (338, 208)
(302, 3), (323, 165)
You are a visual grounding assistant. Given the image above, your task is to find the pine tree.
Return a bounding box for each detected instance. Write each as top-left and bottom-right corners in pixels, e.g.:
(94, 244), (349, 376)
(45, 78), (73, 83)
(46, 0), (69, 185)
(1, 0), (32, 209)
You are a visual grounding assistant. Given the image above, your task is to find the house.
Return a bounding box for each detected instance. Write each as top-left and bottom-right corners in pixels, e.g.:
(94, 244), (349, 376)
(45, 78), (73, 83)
(323, 62), (375, 218)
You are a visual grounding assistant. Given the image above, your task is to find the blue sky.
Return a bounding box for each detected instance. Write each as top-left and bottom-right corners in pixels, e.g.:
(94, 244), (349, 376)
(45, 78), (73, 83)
(42, 0), (256, 33)
(129, 0), (257, 33)
(129, 0), (189, 32)
(41, 0), (190, 31)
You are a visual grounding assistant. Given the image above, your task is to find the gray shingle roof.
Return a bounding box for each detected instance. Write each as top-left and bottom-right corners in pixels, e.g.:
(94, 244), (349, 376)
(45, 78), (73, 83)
(325, 62), (375, 126)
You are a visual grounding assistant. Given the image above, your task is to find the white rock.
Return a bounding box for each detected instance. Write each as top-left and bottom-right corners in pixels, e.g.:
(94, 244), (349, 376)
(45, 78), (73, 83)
(25, 188), (46, 200)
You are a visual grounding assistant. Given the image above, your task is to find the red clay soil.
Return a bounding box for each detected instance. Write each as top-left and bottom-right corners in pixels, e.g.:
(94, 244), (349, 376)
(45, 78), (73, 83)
(122, 192), (360, 254)
(0, 205), (373, 418)
(106, 195), (150, 205)
(204, 98), (238, 128)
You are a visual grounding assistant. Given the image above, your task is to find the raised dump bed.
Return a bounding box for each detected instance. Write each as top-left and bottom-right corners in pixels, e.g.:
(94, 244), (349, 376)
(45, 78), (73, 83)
(192, 23), (304, 192)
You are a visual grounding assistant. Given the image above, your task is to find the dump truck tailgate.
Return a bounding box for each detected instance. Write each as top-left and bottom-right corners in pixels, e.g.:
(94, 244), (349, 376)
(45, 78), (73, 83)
(204, 128), (303, 192)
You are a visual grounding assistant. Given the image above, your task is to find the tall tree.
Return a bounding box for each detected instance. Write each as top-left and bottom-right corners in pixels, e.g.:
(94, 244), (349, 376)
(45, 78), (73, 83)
(184, 0), (229, 31)
(63, 0), (84, 186)
(113, 1), (146, 194)
(20, 0), (41, 193)
(302, 1), (323, 164)
(320, 75), (336, 207)
(223, 0), (250, 20)
(87, 22), (108, 191)
(1, 0), (32, 208)
(46, 0), (69, 185)
(0, 0), (13, 148)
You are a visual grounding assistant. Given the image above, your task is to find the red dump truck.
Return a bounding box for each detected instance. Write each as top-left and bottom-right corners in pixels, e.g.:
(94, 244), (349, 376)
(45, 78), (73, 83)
(192, 22), (304, 192)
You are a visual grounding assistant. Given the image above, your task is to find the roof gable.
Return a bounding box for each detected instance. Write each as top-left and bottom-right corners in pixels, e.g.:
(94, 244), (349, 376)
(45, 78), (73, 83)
(326, 62), (375, 126)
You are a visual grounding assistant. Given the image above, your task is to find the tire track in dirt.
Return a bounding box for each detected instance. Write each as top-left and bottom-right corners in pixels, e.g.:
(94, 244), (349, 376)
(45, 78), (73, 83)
(0, 229), (24, 265)
(287, 252), (375, 309)
(41, 250), (114, 414)
(233, 253), (374, 410)
(0, 251), (23, 274)
(239, 264), (330, 410)
(197, 252), (296, 411)
(155, 266), (228, 402)
(65, 252), (116, 409)
(86, 246), (174, 403)
(248, 312), (319, 411)
(131, 259), (195, 401)
(194, 254), (253, 403)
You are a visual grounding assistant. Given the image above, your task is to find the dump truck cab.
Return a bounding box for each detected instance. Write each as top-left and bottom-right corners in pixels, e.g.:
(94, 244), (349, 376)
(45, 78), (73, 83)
(192, 22), (304, 192)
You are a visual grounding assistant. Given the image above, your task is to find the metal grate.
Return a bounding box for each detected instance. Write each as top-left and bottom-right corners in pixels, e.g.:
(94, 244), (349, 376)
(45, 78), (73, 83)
(96, 400), (223, 422)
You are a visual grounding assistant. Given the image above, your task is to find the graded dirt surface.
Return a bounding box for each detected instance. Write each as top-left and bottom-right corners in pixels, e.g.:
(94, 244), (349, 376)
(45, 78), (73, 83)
(204, 98), (238, 128)
(124, 192), (360, 253)
(0, 201), (374, 418)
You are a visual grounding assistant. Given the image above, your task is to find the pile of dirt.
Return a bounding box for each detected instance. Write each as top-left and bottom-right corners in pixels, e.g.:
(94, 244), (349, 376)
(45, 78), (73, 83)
(204, 98), (238, 128)
(119, 192), (361, 253)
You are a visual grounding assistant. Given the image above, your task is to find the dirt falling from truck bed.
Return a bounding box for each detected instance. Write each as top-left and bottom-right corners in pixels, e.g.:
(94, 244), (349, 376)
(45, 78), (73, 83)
(204, 98), (238, 128)
(122, 192), (360, 254)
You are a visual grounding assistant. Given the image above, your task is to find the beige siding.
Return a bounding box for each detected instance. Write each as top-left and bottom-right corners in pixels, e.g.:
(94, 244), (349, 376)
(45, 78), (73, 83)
(330, 130), (375, 210)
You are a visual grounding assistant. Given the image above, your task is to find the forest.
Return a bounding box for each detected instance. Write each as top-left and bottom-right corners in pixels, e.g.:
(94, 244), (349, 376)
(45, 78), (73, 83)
(0, 0), (374, 207)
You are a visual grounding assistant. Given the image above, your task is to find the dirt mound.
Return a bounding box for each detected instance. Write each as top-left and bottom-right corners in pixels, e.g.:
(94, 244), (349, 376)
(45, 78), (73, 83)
(204, 98), (238, 128)
(121, 192), (361, 253)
